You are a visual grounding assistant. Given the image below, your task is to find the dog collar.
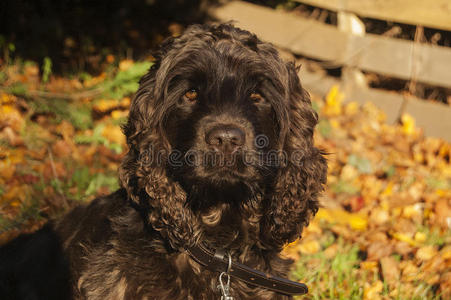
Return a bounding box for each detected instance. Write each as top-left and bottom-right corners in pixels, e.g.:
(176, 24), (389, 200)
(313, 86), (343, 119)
(186, 243), (308, 296)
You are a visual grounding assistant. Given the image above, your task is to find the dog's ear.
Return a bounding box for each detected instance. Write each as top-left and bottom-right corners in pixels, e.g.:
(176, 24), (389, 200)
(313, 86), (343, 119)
(119, 55), (200, 250)
(260, 63), (327, 250)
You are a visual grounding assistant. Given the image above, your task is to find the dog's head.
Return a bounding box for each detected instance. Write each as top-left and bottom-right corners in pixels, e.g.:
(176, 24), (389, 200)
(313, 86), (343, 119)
(119, 24), (327, 250)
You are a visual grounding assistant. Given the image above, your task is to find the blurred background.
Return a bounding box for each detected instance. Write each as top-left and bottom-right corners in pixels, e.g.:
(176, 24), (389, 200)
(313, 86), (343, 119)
(0, 0), (450, 299)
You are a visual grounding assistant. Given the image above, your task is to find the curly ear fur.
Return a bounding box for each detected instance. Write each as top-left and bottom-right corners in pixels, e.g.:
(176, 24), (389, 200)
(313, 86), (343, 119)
(261, 63), (327, 250)
(119, 48), (201, 250)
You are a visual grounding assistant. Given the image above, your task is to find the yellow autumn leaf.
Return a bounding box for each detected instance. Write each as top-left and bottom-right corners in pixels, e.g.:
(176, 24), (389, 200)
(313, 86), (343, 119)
(282, 239), (301, 260)
(401, 113), (417, 135)
(323, 85), (344, 116)
(435, 189), (450, 197)
(101, 124), (125, 145)
(111, 110), (128, 120)
(304, 221), (322, 235)
(349, 214), (368, 230)
(315, 208), (368, 231)
(330, 119), (340, 128)
(363, 280), (383, 300)
(441, 245), (451, 260)
(1, 93), (14, 104)
(414, 232), (427, 243)
(380, 199), (389, 211)
(298, 240), (321, 254)
(416, 246), (438, 261)
(381, 182), (394, 197)
(0, 161), (15, 182)
(344, 101), (359, 115)
(361, 261), (379, 271)
(2, 185), (27, 205)
(121, 97), (131, 107)
(84, 72), (106, 88)
(402, 204), (423, 219)
(0, 105), (24, 131)
(10, 201), (21, 207)
(119, 59), (134, 71)
(413, 152), (424, 163)
(11, 150), (25, 164)
(94, 99), (120, 112)
(392, 232), (417, 247)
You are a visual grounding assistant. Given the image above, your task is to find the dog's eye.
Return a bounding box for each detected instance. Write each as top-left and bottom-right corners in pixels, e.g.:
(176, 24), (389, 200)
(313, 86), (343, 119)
(250, 92), (264, 103)
(183, 89), (199, 103)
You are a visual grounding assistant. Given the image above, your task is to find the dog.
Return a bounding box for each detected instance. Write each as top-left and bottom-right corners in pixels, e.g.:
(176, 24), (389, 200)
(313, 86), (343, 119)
(0, 24), (327, 299)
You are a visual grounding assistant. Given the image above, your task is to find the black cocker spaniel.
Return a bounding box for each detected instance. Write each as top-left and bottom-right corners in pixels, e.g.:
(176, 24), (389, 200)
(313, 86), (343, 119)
(0, 24), (327, 300)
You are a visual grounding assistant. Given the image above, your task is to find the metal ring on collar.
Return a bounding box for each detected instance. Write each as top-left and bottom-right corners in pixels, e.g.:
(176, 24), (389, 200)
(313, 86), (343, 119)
(226, 252), (232, 274)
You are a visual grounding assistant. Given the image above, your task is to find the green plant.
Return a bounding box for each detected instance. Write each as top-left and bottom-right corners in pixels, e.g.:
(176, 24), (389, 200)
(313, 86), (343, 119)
(348, 154), (372, 174)
(292, 239), (364, 300)
(0, 35), (16, 64)
(28, 99), (93, 130)
(318, 119), (332, 138)
(42, 57), (52, 83)
(100, 61), (152, 99)
(69, 166), (118, 201)
(74, 123), (122, 153)
(331, 180), (360, 195)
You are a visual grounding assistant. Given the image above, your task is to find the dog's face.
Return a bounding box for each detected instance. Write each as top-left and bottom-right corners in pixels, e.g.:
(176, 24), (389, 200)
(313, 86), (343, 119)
(120, 24), (327, 249)
(162, 38), (287, 192)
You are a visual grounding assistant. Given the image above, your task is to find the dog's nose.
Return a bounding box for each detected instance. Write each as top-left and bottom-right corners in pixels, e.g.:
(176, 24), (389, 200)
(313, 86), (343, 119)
(205, 125), (245, 153)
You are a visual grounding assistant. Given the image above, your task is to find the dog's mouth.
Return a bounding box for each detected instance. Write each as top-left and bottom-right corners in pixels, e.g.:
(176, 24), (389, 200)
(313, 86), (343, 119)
(194, 149), (253, 178)
(203, 164), (249, 183)
(168, 147), (259, 185)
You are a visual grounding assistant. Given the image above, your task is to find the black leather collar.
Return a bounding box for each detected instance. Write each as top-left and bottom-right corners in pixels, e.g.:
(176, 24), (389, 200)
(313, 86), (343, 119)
(186, 243), (308, 296)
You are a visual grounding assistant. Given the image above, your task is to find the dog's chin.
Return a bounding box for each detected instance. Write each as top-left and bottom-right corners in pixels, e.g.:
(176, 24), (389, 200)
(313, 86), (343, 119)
(184, 174), (257, 211)
(178, 165), (259, 206)
(198, 163), (258, 185)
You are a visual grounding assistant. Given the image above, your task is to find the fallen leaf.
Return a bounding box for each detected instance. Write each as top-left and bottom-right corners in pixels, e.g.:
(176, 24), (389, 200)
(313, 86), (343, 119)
(416, 246), (438, 261)
(413, 232), (426, 244)
(400, 261), (420, 282)
(111, 109), (128, 120)
(101, 124), (125, 145)
(392, 232), (417, 247)
(400, 113), (417, 136)
(119, 59), (134, 71)
(441, 245), (451, 260)
(323, 85), (343, 116)
(363, 280), (383, 300)
(361, 261), (378, 271)
(52, 140), (72, 158)
(0, 160), (16, 182)
(367, 242), (393, 261)
(43, 160), (67, 179)
(370, 208), (389, 225)
(315, 208), (368, 231)
(1, 127), (24, 146)
(298, 240), (321, 254)
(94, 99), (120, 113)
(323, 244), (338, 259)
(435, 198), (451, 228)
(380, 256), (400, 285)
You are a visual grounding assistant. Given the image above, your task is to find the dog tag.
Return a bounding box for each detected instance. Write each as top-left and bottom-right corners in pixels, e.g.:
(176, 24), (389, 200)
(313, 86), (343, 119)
(217, 272), (234, 300)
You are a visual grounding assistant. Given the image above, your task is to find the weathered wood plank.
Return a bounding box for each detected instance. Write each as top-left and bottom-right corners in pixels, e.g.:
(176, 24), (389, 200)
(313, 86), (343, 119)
(299, 66), (451, 141)
(210, 1), (349, 62)
(298, 67), (404, 125)
(404, 98), (451, 141)
(210, 1), (451, 89)
(294, 0), (451, 31)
